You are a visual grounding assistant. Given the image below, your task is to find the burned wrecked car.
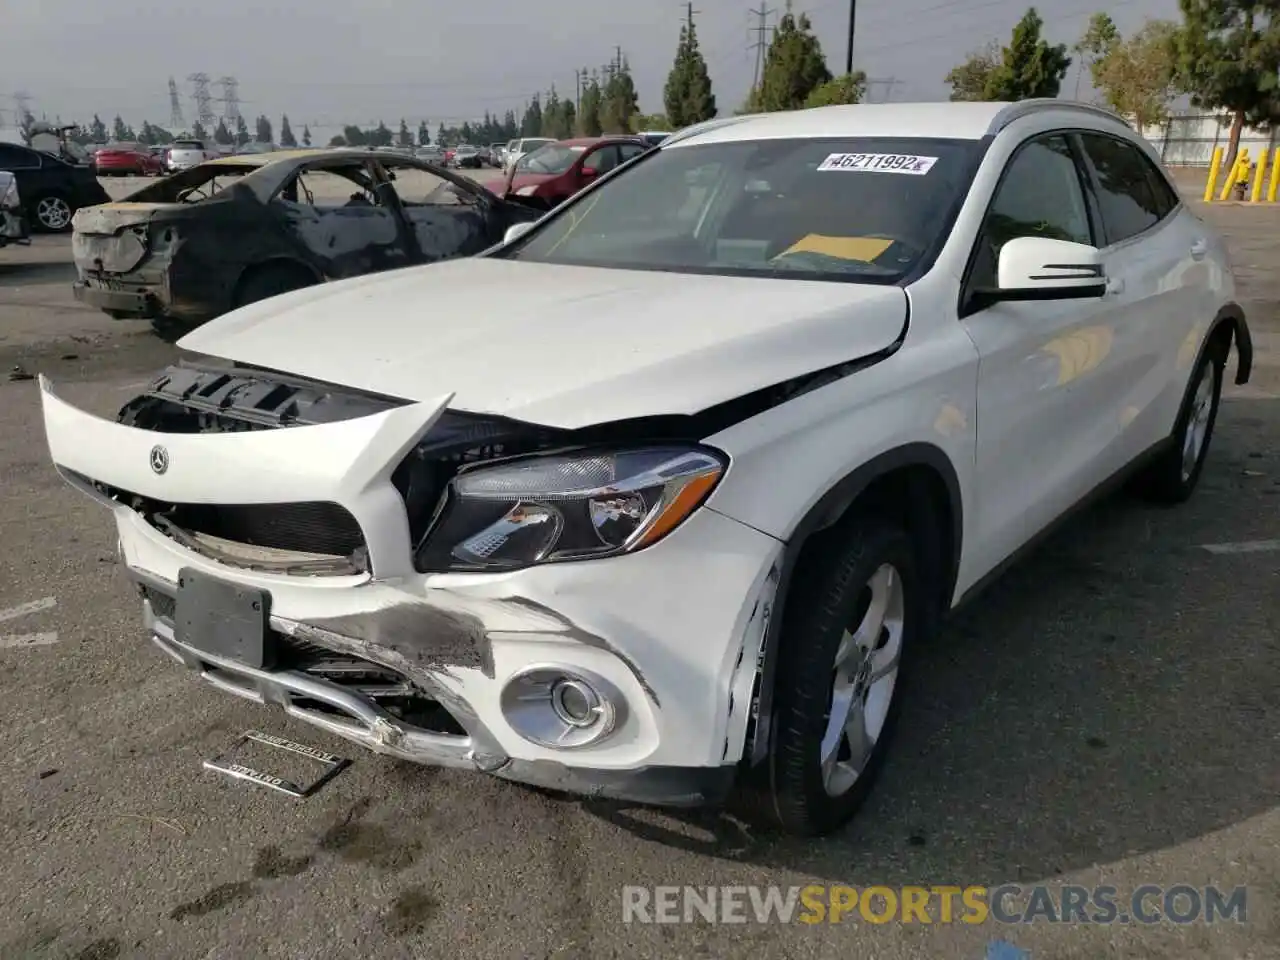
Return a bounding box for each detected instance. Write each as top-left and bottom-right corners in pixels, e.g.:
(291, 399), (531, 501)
(70, 148), (544, 328)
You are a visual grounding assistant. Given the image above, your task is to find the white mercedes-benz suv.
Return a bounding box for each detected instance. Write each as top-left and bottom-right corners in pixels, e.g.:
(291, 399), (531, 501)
(40, 100), (1252, 836)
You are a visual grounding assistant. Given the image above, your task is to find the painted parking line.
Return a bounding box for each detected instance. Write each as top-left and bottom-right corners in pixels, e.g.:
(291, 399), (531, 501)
(1200, 539), (1280, 555)
(0, 632), (58, 650)
(0, 596), (59, 649)
(0, 596), (57, 623)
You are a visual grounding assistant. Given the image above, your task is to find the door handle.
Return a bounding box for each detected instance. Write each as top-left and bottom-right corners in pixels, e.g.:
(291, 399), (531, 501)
(1105, 277), (1125, 296)
(1190, 238), (1208, 260)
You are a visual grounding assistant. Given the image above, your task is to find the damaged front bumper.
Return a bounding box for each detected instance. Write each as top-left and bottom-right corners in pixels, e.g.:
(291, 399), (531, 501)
(39, 373), (783, 807)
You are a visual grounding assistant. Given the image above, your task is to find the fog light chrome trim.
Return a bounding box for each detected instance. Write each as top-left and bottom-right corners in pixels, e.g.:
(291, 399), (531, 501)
(500, 665), (625, 749)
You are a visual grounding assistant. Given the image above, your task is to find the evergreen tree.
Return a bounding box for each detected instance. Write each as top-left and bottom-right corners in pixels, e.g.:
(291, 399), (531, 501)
(302, 124), (312, 146)
(111, 115), (130, 142)
(521, 94), (543, 136)
(192, 120), (208, 141)
(601, 56), (640, 132)
(1173, 0), (1280, 170)
(418, 120), (430, 146)
(213, 119), (232, 145)
(398, 118), (412, 146)
(753, 12), (832, 112)
(234, 116), (250, 146)
(577, 71), (604, 135)
(436, 122), (446, 146)
(370, 120), (393, 146)
(255, 115), (273, 143)
(665, 14), (717, 127)
(279, 115), (297, 147)
(983, 7), (1072, 100)
(89, 114), (107, 141)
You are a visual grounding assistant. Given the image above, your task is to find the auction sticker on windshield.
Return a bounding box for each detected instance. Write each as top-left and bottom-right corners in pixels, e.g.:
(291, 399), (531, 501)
(817, 153), (938, 174)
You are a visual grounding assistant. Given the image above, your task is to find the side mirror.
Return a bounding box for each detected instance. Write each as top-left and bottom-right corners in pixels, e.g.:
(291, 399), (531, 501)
(981, 236), (1107, 303)
(504, 221), (534, 244)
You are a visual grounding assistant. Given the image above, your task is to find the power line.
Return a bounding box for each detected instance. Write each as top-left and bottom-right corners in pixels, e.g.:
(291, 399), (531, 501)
(845, 0), (856, 75)
(167, 77), (184, 130)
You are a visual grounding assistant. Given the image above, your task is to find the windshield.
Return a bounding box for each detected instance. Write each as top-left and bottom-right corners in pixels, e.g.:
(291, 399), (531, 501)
(125, 164), (255, 203)
(505, 137), (979, 283)
(517, 144), (586, 175)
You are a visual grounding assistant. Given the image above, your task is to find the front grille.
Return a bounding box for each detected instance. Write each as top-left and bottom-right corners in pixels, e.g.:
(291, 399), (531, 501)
(101, 481), (365, 564)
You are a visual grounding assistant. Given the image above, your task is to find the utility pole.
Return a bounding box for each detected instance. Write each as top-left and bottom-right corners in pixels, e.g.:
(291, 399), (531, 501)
(748, 4), (776, 93)
(845, 0), (856, 75)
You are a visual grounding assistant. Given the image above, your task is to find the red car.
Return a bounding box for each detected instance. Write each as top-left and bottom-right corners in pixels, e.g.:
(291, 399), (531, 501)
(93, 143), (164, 177)
(501, 136), (651, 208)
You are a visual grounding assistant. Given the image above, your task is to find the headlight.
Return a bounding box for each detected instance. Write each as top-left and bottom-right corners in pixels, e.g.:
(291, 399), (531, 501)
(414, 446), (725, 572)
(516, 185), (538, 196)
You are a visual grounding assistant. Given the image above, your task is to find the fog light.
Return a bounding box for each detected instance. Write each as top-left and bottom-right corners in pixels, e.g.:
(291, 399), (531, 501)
(550, 678), (601, 727)
(499, 666), (625, 749)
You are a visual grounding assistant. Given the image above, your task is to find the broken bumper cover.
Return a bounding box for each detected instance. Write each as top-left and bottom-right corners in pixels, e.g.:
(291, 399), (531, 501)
(73, 279), (167, 318)
(39, 376), (784, 807)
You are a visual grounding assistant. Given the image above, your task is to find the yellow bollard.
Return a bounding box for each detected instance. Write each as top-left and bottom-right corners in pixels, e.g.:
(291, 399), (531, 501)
(1204, 146), (1224, 201)
(1252, 149), (1270, 202)
(1268, 150), (1280, 202)
(1220, 149), (1248, 201)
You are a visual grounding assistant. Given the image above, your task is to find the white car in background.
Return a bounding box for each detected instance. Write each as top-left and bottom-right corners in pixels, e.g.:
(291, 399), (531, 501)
(166, 138), (219, 173)
(39, 100), (1252, 837)
(503, 137), (554, 173)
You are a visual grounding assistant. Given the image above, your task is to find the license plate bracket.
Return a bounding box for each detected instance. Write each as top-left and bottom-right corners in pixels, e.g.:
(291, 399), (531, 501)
(203, 730), (351, 798)
(174, 566), (274, 669)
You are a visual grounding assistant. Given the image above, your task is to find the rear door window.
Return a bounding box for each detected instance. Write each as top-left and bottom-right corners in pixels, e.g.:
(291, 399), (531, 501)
(1077, 133), (1167, 244)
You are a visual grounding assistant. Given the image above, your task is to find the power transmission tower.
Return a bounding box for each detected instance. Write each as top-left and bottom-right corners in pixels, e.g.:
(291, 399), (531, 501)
(188, 74), (215, 128)
(748, 5), (776, 93)
(168, 77), (184, 130)
(217, 77), (240, 121)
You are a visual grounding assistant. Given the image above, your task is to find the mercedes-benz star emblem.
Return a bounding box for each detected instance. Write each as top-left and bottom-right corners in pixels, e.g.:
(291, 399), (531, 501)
(149, 445), (169, 475)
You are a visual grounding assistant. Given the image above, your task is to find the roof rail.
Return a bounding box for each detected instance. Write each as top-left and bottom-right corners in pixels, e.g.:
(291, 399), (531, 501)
(661, 114), (758, 147)
(987, 99), (1131, 136)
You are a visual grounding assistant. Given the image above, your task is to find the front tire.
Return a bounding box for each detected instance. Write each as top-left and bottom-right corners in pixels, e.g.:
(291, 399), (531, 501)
(1132, 340), (1225, 504)
(753, 516), (922, 837)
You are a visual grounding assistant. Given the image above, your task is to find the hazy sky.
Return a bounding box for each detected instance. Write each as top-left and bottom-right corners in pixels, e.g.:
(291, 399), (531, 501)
(2, 0), (1180, 135)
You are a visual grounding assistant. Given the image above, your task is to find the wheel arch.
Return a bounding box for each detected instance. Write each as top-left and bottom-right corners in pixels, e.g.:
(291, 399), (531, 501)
(232, 257), (322, 307)
(1207, 302), (1251, 386)
(741, 442), (964, 768)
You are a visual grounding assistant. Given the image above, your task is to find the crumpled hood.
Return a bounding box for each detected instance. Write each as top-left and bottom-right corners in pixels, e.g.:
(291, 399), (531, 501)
(178, 257), (908, 429)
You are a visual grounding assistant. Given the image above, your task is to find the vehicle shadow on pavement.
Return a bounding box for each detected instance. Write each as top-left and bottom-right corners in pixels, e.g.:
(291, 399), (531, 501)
(0, 260), (77, 284)
(576, 399), (1280, 885)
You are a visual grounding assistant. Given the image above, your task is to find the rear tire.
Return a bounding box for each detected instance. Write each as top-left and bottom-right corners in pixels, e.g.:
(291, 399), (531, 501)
(1131, 338), (1225, 505)
(743, 515), (924, 837)
(234, 263), (316, 308)
(31, 193), (73, 233)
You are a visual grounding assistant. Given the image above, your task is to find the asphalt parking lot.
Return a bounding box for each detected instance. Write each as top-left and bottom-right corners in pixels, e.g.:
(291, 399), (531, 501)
(0, 175), (1277, 960)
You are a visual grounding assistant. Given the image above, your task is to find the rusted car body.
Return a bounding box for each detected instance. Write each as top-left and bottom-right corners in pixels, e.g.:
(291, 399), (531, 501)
(70, 148), (545, 327)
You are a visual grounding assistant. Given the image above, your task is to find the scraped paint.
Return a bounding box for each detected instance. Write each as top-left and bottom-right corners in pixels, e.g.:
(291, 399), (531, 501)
(986, 941), (1031, 960)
